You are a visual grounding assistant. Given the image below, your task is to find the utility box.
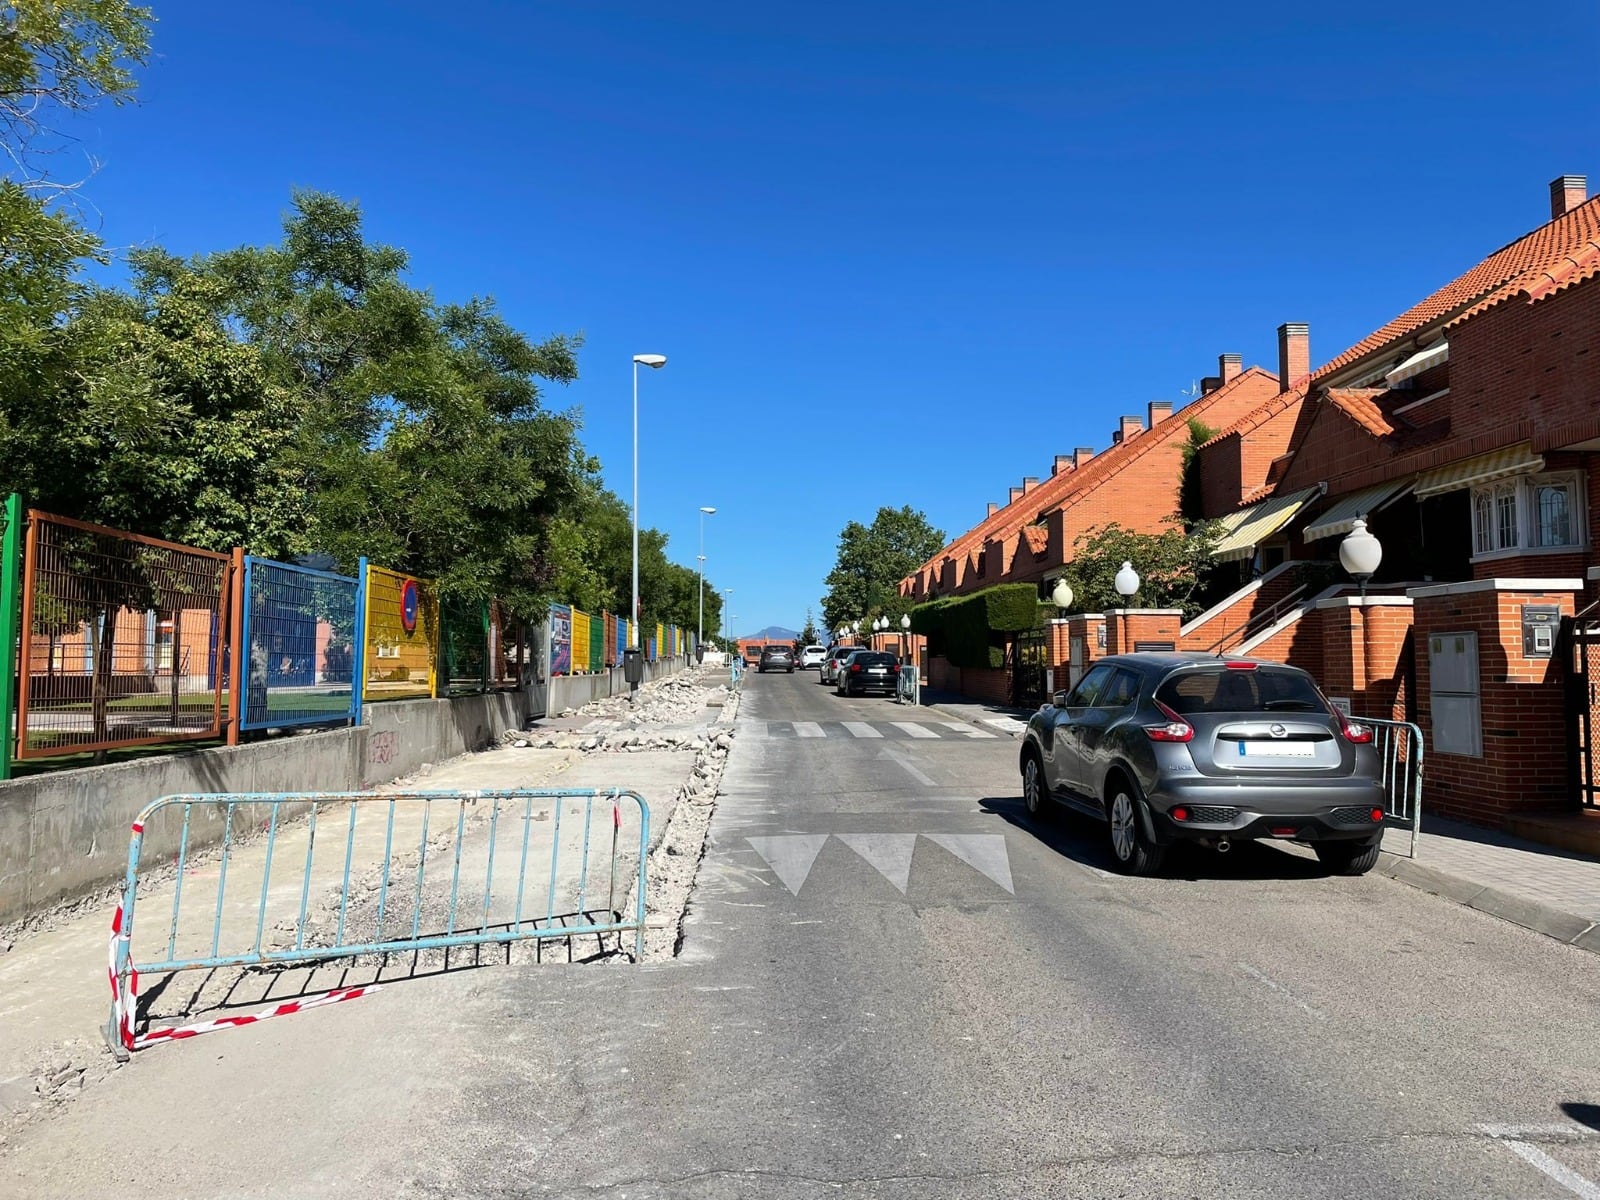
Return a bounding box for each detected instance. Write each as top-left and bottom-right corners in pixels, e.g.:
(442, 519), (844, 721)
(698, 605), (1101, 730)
(623, 648), (644, 687)
(1521, 605), (1560, 659)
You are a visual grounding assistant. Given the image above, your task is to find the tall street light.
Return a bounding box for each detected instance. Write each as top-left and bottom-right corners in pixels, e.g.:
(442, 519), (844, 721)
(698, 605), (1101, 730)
(698, 506), (717, 645)
(722, 588), (733, 649)
(630, 354), (667, 650)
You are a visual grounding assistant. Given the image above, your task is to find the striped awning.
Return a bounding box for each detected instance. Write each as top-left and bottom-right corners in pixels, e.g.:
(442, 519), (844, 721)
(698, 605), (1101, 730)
(1414, 443), (1543, 498)
(1302, 480), (1414, 542)
(1210, 487), (1322, 563)
(1385, 341), (1449, 384)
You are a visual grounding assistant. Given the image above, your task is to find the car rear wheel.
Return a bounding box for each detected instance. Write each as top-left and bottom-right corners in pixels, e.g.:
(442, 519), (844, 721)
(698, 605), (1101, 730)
(1313, 839), (1382, 876)
(1107, 785), (1165, 876)
(1021, 752), (1049, 820)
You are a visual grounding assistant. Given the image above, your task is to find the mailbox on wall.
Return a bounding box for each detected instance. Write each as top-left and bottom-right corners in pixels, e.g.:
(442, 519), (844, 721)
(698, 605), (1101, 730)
(1521, 605), (1560, 659)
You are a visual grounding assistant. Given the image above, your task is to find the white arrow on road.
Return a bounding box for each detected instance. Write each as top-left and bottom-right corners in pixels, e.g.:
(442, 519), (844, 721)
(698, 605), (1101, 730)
(746, 835), (830, 895)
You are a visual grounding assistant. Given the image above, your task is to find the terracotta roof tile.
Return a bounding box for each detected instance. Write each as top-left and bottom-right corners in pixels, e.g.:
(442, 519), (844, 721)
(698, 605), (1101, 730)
(1021, 525), (1048, 554)
(1325, 388), (1395, 438)
(1317, 195), (1600, 380)
(1239, 481), (1277, 506)
(913, 367), (1278, 578)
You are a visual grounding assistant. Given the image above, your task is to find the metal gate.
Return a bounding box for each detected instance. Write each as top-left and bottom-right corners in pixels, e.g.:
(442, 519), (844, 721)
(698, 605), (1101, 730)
(1562, 606), (1600, 808)
(1010, 627), (1047, 708)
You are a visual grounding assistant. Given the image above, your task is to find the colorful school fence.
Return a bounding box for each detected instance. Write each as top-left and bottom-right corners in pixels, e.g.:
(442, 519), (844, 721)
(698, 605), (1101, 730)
(0, 500), (563, 777)
(545, 606), (694, 675)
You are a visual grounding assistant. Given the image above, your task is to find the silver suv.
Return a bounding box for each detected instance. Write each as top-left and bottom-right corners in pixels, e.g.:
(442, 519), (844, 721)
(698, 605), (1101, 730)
(1020, 653), (1387, 876)
(820, 644), (862, 685)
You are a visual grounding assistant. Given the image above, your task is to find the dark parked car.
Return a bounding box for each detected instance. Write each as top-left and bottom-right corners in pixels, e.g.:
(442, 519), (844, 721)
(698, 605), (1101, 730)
(835, 650), (900, 696)
(820, 644), (861, 685)
(1019, 653), (1387, 876)
(759, 645), (795, 673)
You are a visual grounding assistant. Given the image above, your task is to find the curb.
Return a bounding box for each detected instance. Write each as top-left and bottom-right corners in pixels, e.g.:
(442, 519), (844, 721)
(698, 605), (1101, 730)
(927, 702), (1025, 739)
(1376, 851), (1600, 953)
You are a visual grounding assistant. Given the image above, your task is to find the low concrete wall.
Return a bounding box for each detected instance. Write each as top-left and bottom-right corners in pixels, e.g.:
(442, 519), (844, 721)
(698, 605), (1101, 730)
(0, 688), (537, 924)
(546, 655), (690, 715)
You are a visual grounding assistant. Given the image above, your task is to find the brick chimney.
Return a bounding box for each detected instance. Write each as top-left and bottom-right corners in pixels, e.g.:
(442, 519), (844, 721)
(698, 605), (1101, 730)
(1022, 476), (1040, 494)
(1220, 353), (1242, 383)
(1200, 376), (1221, 395)
(1074, 446), (1094, 468)
(987, 501), (998, 518)
(1147, 401), (1174, 427)
(1052, 454), (1073, 476)
(1113, 415), (1143, 445)
(1277, 323), (1309, 393)
(1008, 486), (1024, 504)
(1551, 175), (1588, 219)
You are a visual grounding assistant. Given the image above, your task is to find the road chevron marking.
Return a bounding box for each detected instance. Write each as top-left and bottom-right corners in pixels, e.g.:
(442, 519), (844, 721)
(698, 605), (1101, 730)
(1479, 1125), (1600, 1199)
(924, 833), (1015, 894)
(745, 835), (829, 895)
(836, 833), (917, 893)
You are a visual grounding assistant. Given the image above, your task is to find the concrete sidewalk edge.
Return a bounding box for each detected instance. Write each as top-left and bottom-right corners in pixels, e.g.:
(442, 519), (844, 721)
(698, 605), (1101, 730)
(1377, 851), (1600, 953)
(926, 702), (1024, 739)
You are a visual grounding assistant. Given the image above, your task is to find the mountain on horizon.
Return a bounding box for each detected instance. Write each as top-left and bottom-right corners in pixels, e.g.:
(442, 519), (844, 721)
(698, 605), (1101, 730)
(743, 625), (800, 641)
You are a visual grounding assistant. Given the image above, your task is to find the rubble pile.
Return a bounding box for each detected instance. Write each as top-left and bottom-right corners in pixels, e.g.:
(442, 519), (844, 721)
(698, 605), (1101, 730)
(507, 669), (732, 754)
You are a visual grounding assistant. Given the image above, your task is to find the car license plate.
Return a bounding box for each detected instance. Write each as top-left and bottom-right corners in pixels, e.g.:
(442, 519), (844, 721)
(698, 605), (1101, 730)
(869, 667), (886, 674)
(1238, 741), (1316, 758)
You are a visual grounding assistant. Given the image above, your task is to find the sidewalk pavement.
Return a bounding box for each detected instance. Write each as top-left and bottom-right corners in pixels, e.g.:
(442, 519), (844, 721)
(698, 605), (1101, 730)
(922, 687), (1600, 957)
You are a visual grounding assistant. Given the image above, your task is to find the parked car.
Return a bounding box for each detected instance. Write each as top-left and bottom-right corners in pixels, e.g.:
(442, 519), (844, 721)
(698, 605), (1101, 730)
(821, 644), (861, 685)
(1019, 653), (1387, 877)
(798, 645), (827, 669)
(835, 650), (901, 696)
(744, 646), (764, 667)
(759, 644), (795, 673)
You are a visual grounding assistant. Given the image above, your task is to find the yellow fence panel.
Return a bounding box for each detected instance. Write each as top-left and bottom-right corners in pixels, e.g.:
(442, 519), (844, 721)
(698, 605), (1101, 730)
(362, 565), (438, 701)
(572, 609), (591, 675)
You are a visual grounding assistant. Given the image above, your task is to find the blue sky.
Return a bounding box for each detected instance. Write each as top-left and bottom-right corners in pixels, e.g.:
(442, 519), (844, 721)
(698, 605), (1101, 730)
(66, 0), (1600, 636)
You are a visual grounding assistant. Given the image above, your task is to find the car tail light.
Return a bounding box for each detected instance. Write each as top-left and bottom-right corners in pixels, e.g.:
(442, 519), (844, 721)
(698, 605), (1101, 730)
(1341, 720), (1373, 744)
(1170, 806), (1190, 822)
(1223, 660), (1258, 670)
(1144, 699), (1194, 743)
(1370, 807), (1385, 822)
(850, 663), (862, 673)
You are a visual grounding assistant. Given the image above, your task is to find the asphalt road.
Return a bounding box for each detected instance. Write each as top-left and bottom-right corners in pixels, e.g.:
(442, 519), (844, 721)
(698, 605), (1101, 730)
(6, 669), (1600, 1198)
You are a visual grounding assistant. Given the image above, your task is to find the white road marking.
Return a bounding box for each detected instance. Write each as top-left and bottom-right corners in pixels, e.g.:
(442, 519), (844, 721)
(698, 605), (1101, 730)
(924, 833), (1015, 893)
(843, 722), (883, 738)
(940, 722), (996, 738)
(882, 747), (936, 787)
(892, 722), (939, 739)
(1481, 1125), (1594, 1140)
(983, 716), (1028, 734)
(1235, 963), (1327, 1021)
(745, 835), (830, 894)
(793, 721), (825, 738)
(1479, 1125), (1600, 1199)
(837, 833), (918, 893)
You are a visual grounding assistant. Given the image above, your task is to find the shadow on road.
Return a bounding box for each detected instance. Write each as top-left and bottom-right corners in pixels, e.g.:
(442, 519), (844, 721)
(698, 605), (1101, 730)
(1562, 1102), (1600, 1132)
(979, 795), (1333, 882)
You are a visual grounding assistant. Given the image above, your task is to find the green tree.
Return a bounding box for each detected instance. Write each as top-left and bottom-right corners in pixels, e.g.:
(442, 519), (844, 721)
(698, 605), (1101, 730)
(1, 0), (154, 186)
(795, 608), (819, 652)
(1059, 519), (1222, 619)
(821, 505), (944, 632)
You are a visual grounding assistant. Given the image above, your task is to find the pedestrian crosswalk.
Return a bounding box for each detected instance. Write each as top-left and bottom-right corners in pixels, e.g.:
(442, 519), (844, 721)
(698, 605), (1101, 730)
(749, 720), (999, 741)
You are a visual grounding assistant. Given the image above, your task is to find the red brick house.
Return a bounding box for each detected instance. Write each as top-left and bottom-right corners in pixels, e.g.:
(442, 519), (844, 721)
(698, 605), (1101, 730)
(1187, 174), (1600, 834)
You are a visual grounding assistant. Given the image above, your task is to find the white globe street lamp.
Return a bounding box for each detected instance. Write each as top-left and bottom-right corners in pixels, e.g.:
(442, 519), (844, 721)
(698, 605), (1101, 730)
(1114, 561), (1140, 602)
(1339, 517), (1383, 600)
(629, 353), (667, 658)
(1051, 577), (1075, 611)
(900, 613), (911, 659)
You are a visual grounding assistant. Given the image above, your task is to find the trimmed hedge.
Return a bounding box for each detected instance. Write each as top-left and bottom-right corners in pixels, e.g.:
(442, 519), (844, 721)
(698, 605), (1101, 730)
(909, 583), (1039, 670)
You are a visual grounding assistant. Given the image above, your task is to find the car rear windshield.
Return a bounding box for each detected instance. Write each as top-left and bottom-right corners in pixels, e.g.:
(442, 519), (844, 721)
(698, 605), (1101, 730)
(856, 653), (899, 666)
(1155, 666), (1326, 715)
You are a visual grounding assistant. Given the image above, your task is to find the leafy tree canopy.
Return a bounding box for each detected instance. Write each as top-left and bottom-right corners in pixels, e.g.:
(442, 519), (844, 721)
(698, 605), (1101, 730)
(1059, 519), (1222, 619)
(821, 505), (944, 633)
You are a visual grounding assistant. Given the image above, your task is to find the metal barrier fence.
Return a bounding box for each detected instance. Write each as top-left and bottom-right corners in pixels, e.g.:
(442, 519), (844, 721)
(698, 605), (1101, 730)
(105, 788), (651, 1055)
(240, 556), (361, 731)
(1361, 715), (1424, 858)
(17, 510), (231, 759)
(0, 495), (21, 779)
(441, 597), (489, 696)
(896, 664), (920, 706)
(489, 600), (523, 689)
(362, 565), (438, 701)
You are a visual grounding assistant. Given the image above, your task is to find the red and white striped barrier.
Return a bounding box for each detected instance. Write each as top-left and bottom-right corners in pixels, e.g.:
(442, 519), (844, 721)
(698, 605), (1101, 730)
(108, 905), (380, 1052)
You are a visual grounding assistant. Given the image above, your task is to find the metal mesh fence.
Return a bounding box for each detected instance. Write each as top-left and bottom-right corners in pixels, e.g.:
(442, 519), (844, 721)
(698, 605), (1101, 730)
(240, 557), (359, 730)
(362, 566), (438, 701)
(17, 511), (230, 759)
(489, 601), (524, 690)
(441, 597), (489, 696)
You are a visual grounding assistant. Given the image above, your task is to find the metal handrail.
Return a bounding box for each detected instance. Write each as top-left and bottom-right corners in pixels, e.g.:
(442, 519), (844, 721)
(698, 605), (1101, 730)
(1206, 582), (1310, 655)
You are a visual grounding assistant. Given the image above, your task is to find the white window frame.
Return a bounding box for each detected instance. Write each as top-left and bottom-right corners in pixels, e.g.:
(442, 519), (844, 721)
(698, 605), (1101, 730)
(1469, 471), (1585, 562)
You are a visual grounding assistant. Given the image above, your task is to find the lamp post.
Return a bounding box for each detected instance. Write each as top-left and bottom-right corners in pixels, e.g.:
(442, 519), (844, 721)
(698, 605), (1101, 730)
(1339, 516), (1383, 601)
(900, 613), (911, 660)
(1051, 577), (1074, 612)
(722, 588), (732, 649)
(697, 506), (716, 644)
(1114, 561), (1140, 604)
(630, 354), (667, 653)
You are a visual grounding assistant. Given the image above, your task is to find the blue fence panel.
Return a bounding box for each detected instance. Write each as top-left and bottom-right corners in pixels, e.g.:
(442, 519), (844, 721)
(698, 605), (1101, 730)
(241, 557), (361, 731)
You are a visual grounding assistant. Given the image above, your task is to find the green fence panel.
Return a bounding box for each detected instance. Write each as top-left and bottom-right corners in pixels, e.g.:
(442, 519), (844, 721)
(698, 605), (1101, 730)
(440, 597), (489, 696)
